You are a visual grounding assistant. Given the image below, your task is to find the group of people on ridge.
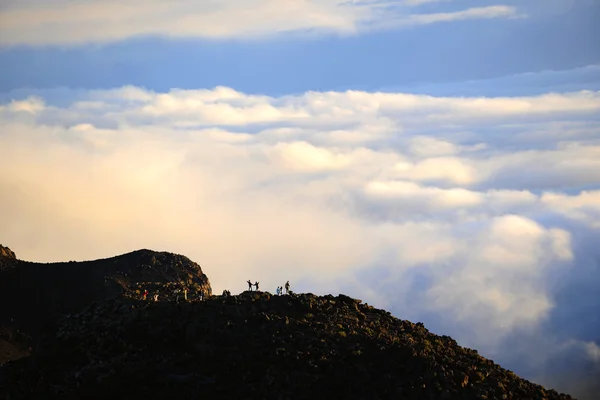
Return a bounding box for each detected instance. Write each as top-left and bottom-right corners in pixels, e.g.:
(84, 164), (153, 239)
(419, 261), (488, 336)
(247, 279), (290, 295)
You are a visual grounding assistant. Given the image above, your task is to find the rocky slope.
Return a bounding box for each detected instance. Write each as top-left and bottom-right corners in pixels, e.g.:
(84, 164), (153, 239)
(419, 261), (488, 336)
(0, 245), (211, 364)
(1, 291), (575, 400)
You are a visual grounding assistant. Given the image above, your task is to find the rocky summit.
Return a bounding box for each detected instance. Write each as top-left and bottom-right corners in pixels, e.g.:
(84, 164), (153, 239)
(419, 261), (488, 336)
(1, 290), (575, 400)
(0, 244), (17, 270)
(0, 247), (211, 365)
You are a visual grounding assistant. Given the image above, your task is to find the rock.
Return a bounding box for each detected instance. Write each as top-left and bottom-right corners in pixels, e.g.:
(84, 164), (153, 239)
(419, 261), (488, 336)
(0, 244), (16, 259)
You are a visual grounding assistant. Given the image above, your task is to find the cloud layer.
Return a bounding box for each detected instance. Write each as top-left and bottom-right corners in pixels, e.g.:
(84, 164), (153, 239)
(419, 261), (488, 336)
(0, 0), (522, 46)
(1, 85), (599, 398)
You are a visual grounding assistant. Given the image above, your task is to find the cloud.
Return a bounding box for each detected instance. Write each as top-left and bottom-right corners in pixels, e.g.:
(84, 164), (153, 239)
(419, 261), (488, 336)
(425, 215), (572, 333)
(390, 64), (600, 97)
(541, 190), (600, 228)
(1, 85), (599, 398)
(404, 5), (522, 26)
(4, 97), (46, 114)
(268, 141), (352, 171)
(403, 0), (450, 6)
(0, 0), (523, 46)
(408, 135), (460, 157)
(393, 157), (479, 185)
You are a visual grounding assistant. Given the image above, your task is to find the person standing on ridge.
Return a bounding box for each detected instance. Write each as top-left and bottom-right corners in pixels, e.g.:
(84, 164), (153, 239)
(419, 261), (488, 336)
(276, 287), (280, 296)
(247, 280), (253, 291)
(254, 281), (259, 291)
(285, 281), (290, 294)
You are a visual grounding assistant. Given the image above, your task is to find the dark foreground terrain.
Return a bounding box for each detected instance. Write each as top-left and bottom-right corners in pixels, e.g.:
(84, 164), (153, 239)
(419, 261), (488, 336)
(0, 244), (211, 365)
(1, 290), (574, 399)
(0, 245), (575, 399)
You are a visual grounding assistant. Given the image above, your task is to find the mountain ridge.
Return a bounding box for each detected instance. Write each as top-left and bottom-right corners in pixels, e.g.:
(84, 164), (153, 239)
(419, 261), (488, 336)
(1, 291), (576, 399)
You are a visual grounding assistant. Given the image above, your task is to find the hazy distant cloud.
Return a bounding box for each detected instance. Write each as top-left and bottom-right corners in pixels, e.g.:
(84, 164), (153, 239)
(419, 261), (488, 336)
(404, 5), (522, 26)
(403, 0), (451, 6)
(1, 84), (599, 397)
(379, 64), (600, 97)
(0, 0), (522, 46)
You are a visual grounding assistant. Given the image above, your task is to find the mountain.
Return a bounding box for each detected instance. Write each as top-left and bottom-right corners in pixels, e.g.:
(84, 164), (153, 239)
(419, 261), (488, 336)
(1, 288), (575, 399)
(0, 245), (211, 365)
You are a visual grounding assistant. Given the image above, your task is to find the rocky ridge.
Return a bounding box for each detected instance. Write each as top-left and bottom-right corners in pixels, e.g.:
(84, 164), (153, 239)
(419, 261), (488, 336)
(1, 291), (575, 400)
(0, 244), (17, 271)
(0, 247), (211, 365)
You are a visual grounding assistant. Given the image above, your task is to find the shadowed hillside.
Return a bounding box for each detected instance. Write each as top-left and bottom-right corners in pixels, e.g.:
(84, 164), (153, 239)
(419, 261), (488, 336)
(0, 245), (211, 364)
(1, 290), (575, 399)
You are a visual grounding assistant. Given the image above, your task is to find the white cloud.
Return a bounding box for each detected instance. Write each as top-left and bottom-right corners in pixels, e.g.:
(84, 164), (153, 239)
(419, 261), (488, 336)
(268, 141), (351, 171)
(541, 191), (600, 228)
(424, 215), (572, 345)
(365, 180), (483, 210)
(1, 97), (46, 114)
(409, 135), (459, 157)
(394, 157), (478, 185)
(405, 5), (522, 26)
(0, 0), (523, 46)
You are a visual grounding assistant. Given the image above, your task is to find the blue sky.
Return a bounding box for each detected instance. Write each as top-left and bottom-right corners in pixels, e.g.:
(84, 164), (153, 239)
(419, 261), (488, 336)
(1, 1), (600, 399)
(1, 0), (599, 95)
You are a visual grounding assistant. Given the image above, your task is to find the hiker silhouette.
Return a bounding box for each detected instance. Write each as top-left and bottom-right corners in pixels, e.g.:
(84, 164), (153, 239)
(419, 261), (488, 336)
(254, 281), (259, 291)
(247, 280), (253, 291)
(285, 281), (290, 294)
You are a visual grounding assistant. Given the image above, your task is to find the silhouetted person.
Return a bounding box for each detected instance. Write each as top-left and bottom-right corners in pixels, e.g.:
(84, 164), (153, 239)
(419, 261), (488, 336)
(276, 287), (280, 296)
(247, 280), (253, 291)
(254, 281), (259, 291)
(285, 281), (290, 294)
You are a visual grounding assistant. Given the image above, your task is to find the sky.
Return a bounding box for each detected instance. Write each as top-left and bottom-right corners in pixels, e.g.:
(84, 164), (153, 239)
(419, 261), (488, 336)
(1, 0), (599, 398)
